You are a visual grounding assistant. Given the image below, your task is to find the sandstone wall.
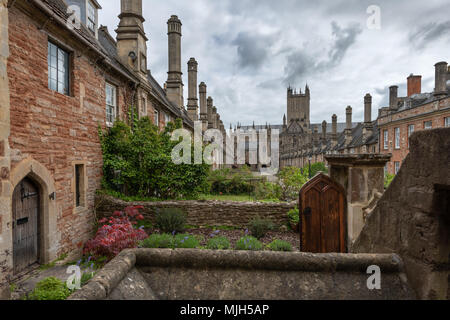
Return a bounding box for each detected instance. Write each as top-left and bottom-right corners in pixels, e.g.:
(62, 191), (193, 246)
(95, 194), (296, 228)
(69, 249), (415, 300)
(353, 128), (450, 300)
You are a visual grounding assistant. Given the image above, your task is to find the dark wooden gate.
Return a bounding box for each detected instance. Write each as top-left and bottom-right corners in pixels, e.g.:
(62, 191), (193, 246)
(299, 173), (346, 253)
(13, 178), (40, 274)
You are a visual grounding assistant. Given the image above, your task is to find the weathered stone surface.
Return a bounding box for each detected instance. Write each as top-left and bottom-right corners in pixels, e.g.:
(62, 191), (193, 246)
(353, 128), (450, 300)
(70, 249), (415, 300)
(96, 194), (296, 228)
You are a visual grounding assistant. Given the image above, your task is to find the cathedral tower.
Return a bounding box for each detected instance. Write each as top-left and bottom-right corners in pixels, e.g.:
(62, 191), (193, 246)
(286, 84), (310, 128)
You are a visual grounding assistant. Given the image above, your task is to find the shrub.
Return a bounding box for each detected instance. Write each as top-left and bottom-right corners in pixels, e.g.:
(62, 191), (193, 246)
(208, 166), (256, 195)
(100, 117), (210, 199)
(235, 236), (263, 251)
(26, 277), (71, 301)
(206, 236), (231, 250)
(140, 233), (174, 249)
(303, 162), (328, 178)
(268, 240), (292, 252)
(83, 206), (148, 260)
(155, 208), (187, 234)
(249, 217), (274, 239)
(384, 173), (395, 189)
(173, 234), (200, 249)
(287, 207), (299, 230)
(253, 182), (282, 201)
(278, 167), (307, 201)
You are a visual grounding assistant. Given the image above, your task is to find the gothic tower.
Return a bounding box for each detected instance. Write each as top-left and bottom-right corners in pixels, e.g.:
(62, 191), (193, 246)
(286, 84), (310, 128)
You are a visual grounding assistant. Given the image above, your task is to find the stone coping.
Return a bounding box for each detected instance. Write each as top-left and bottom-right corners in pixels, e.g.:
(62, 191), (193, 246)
(69, 249), (405, 300)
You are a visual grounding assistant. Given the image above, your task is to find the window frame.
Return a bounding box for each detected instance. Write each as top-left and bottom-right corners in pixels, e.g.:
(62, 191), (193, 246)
(154, 109), (159, 126)
(445, 117), (450, 128)
(383, 130), (389, 150)
(87, 0), (97, 33)
(48, 41), (70, 96)
(394, 127), (400, 149)
(424, 121), (432, 130)
(394, 161), (400, 175)
(408, 124), (415, 148)
(105, 82), (117, 127)
(73, 162), (87, 210)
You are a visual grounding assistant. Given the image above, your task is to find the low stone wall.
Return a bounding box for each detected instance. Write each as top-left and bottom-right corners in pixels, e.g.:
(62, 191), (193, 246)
(95, 194), (296, 228)
(353, 128), (450, 300)
(69, 249), (415, 300)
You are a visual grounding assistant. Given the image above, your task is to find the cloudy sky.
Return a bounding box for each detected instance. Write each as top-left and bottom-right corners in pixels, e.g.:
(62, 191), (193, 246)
(98, 0), (450, 128)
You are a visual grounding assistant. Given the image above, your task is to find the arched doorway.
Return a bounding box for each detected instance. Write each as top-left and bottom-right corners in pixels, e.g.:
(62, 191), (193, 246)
(12, 177), (40, 274)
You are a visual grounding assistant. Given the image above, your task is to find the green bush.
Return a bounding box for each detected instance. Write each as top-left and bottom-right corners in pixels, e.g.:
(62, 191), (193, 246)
(253, 182), (282, 201)
(206, 236), (231, 250)
(268, 239), (292, 252)
(155, 208), (186, 234)
(140, 233), (174, 249)
(99, 117), (210, 199)
(208, 166), (257, 195)
(235, 236), (263, 251)
(303, 162), (328, 178)
(173, 234), (200, 249)
(384, 173), (395, 189)
(278, 167), (307, 201)
(249, 217), (274, 239)
(287, 207), (299, 229)
(26, 277), (71, 301)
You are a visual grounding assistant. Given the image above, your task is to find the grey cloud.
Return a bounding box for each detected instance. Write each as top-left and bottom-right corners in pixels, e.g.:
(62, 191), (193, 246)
(284, 21), (362, 85)
(409, 21), (450, 49)
(232, 32), (277, 70)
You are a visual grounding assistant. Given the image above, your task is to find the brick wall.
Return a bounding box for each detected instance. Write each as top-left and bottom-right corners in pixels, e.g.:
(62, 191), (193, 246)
(7, 5), (132, 259)
(96, 194), (296, 228)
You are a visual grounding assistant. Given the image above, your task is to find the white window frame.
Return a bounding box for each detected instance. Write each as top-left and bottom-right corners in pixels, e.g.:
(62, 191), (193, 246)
(394, 127), (400, 149)
(424, 121), (432, 130)
(106, 83), (117, 126)
(87, 1), (97, 33)
(394, 162), (400, 174)
(408, 125), (415, 148)
(383, 130), (389, 150)
(154, 110), (159, 126)
(165, 113), (171, 125)
(445, 117), (450, 128)
(48, 41), (70, 95)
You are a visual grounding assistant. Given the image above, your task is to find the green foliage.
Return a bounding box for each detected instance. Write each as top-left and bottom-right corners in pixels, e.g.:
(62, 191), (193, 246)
(173, 234), (200, 249)
(235, 236), (263, 251)
(304, 162), (329, 178)
(267, 239), (293, 252)
(81, 271), (95, 286)
(384, 173), (395, 189)
(253, 182), (282, 201)
(26, 277), (71, 301)
(287, 207), (299, 230)
(100, 117), (210, 200)
(155, 208), (186, 234)
(278, 167), (308, 201)
(208, 166), (258, 195)
(249, 217), (274, 239)
(140, 234), (174, 249)
(206, 236), (231, 250)
(39, 253), (68, 271)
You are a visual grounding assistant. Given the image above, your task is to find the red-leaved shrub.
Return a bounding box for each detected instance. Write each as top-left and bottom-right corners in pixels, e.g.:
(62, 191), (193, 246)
(83, 206), (148, 260)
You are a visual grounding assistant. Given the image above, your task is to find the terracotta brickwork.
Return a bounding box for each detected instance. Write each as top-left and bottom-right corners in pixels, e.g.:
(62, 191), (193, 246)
(7, 5), (132, 259)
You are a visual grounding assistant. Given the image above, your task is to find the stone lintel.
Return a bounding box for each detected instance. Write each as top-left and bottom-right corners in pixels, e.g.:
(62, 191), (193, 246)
(326, 154), (391, 167)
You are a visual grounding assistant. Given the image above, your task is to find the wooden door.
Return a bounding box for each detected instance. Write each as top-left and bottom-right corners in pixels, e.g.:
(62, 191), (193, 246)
(299, 173), (346, 253)
(13, 178), (40, 274)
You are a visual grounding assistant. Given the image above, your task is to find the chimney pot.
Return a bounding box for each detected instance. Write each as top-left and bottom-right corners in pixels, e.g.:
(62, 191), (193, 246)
(407, 74), (422, 97)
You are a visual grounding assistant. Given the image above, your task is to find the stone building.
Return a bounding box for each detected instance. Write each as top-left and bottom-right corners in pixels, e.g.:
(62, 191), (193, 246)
(377, 62), (450, 175)
(0, 0), (225, 298)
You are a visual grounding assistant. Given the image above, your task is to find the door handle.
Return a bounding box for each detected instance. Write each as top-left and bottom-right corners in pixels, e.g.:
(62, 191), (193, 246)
(303, 207), (312, 216)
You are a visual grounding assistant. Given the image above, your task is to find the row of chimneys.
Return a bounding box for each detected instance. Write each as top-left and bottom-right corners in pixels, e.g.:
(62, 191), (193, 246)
(389, 61), (449, 110)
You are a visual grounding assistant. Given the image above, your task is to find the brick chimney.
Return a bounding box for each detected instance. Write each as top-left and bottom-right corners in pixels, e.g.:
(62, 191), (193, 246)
(407, 74), (422, 97)
(322, 121), (327, 141)
(434, 61), (448, 97)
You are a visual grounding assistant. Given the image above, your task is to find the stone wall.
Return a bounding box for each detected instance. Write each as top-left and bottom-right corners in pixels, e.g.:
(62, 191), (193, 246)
(69, 249), (415, 300)
(0, 0), (11, 300)
(353, 128), (450, 300)
(95, 194), (296, 228)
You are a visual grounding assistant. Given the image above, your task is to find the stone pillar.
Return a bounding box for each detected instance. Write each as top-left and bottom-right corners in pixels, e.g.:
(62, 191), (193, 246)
(116, 0), (148, 77)
(434, 61), (448, 97)
(166, 15), (184, 109)
(325, 154), (391, 249)
(199, 82), (208, 131)
(389, 85), (398, 110)
(0, 0), (11, 300)
(345, 106), (352, 146)
(186, 58), (198, 121)
(207, 97), (213, 129)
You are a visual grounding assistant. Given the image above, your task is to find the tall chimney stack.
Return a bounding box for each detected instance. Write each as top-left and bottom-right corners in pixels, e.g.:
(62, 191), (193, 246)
(345, 106), (353, 146)
(199, 82), (208, 131)
(407, 74), (422, 97)
(364, 93), (372, 123)
(187, 58), (198, 121)
(332, 114), (338, 147)
(322, 121), (327, 141)
(166, 15), (184, 109)
(207, 97), (213, 129)
(434, 61), (448, 97)
(389, 86), (398, 110)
